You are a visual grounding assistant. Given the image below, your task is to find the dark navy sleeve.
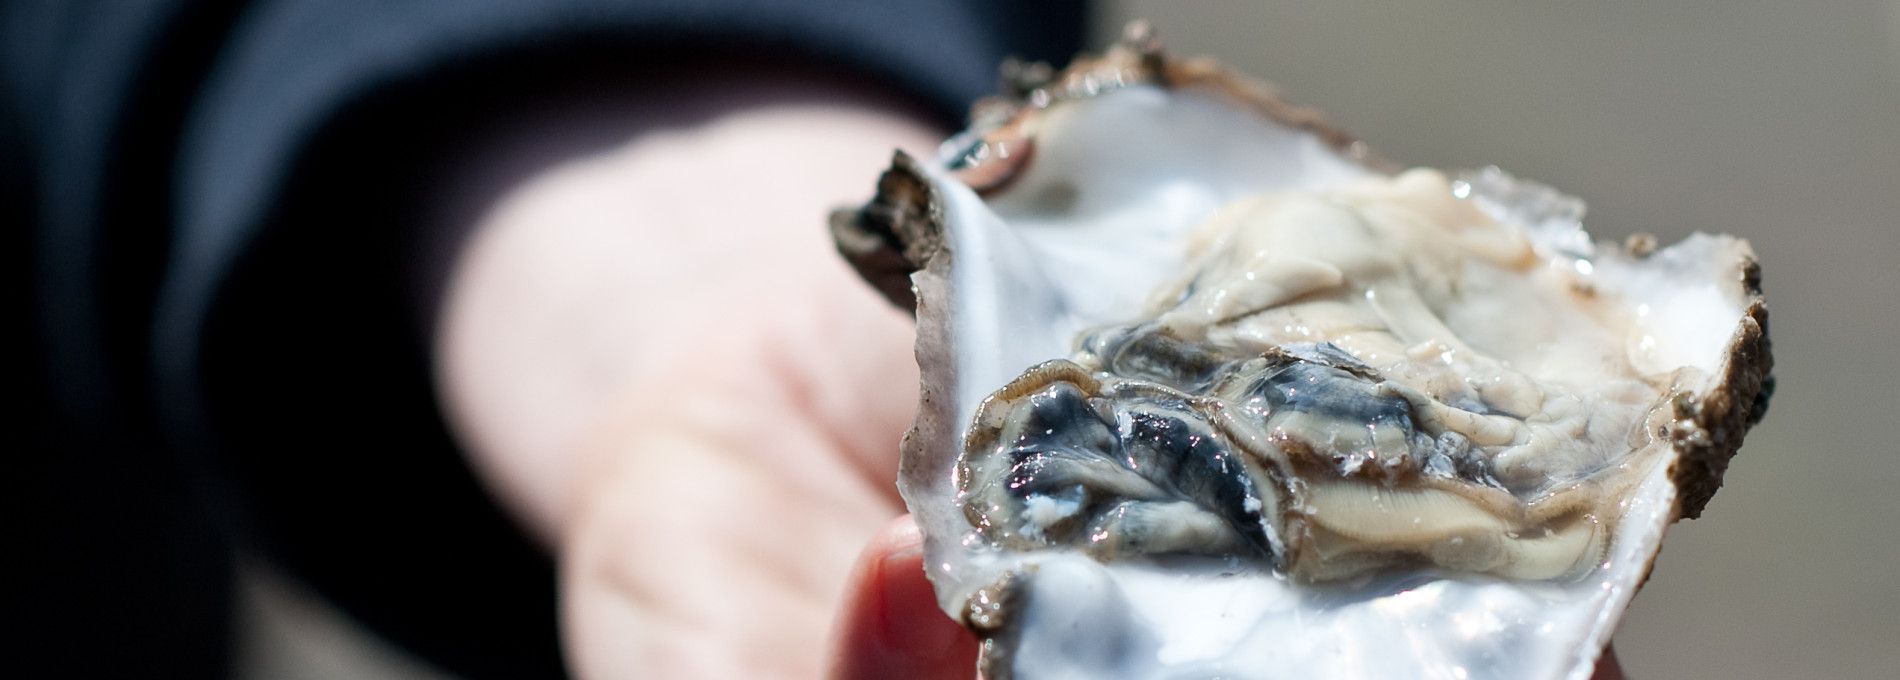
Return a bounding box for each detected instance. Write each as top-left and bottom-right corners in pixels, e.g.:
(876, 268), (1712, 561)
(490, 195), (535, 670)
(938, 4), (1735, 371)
(8, 1), (1087, 677)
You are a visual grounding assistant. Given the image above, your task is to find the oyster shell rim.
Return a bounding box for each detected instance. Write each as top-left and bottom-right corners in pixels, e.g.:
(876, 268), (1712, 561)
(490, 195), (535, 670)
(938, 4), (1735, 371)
(830, 21), (1775, 677)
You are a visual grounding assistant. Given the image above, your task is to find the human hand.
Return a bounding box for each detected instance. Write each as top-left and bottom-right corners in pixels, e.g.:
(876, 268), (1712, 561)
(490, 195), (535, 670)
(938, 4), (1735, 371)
(431, 69), (954, 678)
(526, 112), (944, 678)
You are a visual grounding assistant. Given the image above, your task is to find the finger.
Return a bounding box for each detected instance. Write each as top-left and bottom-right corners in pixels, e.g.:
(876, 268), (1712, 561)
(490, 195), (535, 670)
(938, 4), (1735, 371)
(826, 515), (979, 680)
(1593, 644), (1626, 680)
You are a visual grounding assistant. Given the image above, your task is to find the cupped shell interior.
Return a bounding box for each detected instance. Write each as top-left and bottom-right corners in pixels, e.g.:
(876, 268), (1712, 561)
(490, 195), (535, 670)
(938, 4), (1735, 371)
(891, 63), (1764, 680)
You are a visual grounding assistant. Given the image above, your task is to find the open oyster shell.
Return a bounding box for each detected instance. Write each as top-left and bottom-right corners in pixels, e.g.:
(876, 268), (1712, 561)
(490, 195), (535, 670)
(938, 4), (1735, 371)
(834, 25), (1771, 680)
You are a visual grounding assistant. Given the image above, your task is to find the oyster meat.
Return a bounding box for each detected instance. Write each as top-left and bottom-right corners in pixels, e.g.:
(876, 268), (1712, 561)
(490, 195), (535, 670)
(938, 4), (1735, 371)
(834, 26), (1771, 680)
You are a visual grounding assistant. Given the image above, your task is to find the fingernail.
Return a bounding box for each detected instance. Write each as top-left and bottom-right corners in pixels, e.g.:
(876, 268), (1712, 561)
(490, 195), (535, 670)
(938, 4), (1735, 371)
(876, 546), (966, 665)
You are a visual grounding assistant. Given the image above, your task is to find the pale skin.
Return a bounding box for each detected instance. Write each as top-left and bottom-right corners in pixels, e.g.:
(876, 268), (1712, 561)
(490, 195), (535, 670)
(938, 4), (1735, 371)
(431, 69), (1624, 680)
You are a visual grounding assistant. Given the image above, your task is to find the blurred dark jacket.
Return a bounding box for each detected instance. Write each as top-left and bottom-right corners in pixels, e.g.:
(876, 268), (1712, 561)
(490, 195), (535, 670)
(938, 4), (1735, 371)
(2, 1), (1086, 677)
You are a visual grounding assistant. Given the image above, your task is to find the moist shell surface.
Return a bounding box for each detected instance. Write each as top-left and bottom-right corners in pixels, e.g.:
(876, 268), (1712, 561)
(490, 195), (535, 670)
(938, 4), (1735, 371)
(834, 28), (1771, 680)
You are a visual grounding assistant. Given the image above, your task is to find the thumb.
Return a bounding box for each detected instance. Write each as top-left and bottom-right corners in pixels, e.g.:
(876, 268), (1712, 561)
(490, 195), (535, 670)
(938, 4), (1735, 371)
(826, 515), (979, 680)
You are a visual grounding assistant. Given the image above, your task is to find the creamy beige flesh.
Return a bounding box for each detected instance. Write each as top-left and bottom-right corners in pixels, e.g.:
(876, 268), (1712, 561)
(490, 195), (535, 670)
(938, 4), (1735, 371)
(959, 169), (1673, 582)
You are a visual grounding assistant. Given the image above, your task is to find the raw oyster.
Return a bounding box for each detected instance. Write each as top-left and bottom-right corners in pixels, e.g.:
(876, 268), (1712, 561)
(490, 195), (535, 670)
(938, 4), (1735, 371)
(833, 25), (1771, 680)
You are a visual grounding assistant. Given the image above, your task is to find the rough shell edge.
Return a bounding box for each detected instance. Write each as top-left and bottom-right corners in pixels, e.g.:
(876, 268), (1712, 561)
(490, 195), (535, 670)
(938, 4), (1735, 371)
(828, 20), (1776, 676)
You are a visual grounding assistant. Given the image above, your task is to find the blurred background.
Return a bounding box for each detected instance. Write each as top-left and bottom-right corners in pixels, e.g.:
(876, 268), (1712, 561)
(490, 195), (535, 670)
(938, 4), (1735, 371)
(15, 2), (1896, 679)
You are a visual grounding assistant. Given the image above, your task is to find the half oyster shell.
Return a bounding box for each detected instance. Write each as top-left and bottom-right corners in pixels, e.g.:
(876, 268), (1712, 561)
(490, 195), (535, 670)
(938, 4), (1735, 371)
(834, 25), (1771, 680)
